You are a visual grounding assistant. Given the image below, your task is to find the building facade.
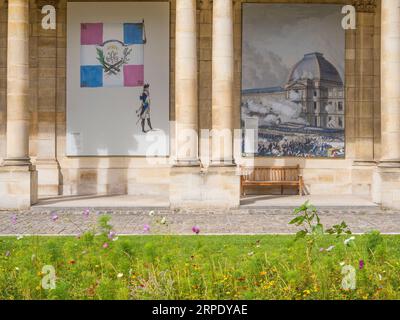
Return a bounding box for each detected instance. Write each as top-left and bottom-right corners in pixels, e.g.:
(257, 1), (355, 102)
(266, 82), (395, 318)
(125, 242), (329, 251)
(0, 0), (400, 209)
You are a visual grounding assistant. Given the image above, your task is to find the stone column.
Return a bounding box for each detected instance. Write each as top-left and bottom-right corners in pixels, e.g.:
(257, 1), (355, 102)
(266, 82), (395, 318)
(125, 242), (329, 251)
(174, 0), (199, 165)
(5, 0), (30, 165)
(0, 0), (38, 209)
(380, 0), (400, 166)
(374, 0), (400, 209)
(211, 0), (234, 165)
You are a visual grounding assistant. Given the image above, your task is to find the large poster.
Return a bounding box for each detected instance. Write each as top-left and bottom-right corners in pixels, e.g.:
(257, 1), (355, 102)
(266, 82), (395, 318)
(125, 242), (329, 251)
(241, 4), (345, 158)
(67, 2), (169, 156)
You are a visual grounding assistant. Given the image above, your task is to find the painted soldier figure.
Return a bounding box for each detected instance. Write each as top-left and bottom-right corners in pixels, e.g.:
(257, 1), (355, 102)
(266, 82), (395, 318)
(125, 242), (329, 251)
(137, 83), (153, 133)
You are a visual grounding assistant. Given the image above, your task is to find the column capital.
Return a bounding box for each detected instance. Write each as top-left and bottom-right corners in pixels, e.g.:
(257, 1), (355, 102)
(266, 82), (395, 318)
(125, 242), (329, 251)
(353, 0), (377, 13)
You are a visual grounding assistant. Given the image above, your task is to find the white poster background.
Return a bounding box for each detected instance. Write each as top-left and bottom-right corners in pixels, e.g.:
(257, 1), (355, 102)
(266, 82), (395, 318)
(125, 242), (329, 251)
(67, 2), (170, 156)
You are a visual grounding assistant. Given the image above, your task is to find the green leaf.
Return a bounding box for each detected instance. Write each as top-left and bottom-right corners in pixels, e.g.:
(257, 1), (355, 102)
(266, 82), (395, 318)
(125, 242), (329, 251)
(289, 216), (305, 225)
(295, 230), (307, 240)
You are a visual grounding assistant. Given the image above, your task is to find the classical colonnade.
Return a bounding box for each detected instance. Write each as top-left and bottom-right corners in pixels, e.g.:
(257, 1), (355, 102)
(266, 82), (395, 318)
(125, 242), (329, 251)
(1, 0), (400, 208)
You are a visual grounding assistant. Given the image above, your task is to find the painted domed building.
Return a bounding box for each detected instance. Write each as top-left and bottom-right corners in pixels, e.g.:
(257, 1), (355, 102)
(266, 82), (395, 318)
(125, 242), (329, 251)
(285, 52), (344, 129)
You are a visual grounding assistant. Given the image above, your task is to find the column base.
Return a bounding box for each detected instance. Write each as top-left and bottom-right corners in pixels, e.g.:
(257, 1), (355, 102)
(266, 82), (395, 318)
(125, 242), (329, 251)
(373, 164), (400, 209)
(378, 160), (400, 168)
(169, 165), (240, 207)
(2, 157), (32, 166)
(209, 159), (236, 167)
(35, 159), (61, 197)
(173, 159), (200, 167)
(351, 160), (376, 196)
(0, 164), (38, 209)
(352, 160), (377, 166)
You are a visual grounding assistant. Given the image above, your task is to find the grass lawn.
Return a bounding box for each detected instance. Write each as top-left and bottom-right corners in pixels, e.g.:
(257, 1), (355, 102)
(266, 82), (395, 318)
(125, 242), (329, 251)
(1, 232), (400, 300)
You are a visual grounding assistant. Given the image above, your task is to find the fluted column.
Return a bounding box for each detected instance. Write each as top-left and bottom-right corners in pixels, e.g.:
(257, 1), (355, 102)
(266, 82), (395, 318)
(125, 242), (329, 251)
(4, 0), (31, 166)
(380, 0), (400, 167)
(175, 0), (199, 165)
(211, 0), (234, 165)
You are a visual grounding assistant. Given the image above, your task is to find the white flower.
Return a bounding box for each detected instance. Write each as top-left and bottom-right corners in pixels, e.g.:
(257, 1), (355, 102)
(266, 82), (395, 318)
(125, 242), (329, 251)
(15, 267), (20, 271)
(16, 235), (23, 240)
(112, 237), (119, 242)
(117, 273), (123, 278)
(344, 236), (355, 246)
(378, 274), (382, 281)
(247, 251), (254, 256)
(160, 217), (166, 225)
(149, 210), (154, 216)
(326, 245), (335, 252)
(339, 262), (345, 266)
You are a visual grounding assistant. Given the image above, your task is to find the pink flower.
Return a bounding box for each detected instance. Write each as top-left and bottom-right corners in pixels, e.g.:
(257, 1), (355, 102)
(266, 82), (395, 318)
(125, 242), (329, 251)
(102, 242), (109, 249)
(143, 224), (150, 232)
(51, 213), (58, 222)
(11, 215), (17, 225)
(192, 226), (200, 234)
(359, 259), (365, 270)
(83, 208), (90, 218)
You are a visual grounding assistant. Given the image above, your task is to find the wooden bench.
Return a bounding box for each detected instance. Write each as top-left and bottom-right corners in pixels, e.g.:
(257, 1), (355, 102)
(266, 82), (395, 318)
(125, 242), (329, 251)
(240, 165), (303, 196)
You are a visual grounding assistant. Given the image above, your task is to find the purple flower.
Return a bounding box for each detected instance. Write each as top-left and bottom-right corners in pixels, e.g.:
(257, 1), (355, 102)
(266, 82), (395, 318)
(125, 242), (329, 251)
(359, 259), (365, 270)
(11, 215), (17, 225)
(192, 226), (200, 234)
(82, 208), (90, 218)
(51, 213), (58, 222)
(108, 231), (116, 240)
(143, 224), (150, 233)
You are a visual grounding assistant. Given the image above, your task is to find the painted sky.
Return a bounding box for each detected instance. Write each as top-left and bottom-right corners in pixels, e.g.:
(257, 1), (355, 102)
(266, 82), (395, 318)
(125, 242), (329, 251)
(242, 4), (345, 90)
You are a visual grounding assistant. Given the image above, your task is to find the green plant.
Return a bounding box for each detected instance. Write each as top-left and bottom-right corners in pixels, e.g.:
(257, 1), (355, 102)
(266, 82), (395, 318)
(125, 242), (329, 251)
(98, 214), (113, 237)
(289, 201), (323, 241)
(326, 221), (352, 237)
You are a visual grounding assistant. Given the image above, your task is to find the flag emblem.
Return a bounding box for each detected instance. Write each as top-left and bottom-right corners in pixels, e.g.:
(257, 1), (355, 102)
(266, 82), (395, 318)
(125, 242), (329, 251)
(80, 22), (145, 88)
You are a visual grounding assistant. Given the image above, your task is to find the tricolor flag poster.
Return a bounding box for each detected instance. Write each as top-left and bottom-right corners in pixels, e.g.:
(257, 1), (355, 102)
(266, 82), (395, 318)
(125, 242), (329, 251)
(80, 22), (145, 88)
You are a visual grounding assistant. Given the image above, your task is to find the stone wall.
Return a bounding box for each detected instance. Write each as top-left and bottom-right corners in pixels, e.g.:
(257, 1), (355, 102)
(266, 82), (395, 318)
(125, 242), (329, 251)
(0, 0), (383, 203)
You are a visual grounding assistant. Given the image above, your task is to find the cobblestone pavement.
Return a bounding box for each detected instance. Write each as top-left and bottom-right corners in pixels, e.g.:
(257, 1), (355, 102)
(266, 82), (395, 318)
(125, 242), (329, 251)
(1, 206), (400, 235)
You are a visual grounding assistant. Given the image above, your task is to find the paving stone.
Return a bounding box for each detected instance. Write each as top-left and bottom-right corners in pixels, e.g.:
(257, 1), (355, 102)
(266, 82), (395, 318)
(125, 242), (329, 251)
(0, 207), (399, 235)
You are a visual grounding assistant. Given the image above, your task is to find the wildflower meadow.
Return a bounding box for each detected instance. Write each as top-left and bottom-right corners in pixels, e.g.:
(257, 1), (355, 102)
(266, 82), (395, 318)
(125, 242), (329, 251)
(1, 203), (400, 300)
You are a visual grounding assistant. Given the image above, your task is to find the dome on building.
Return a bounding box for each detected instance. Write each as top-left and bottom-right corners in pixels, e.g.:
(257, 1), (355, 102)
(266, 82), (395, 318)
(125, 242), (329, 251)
(287, 52), (343, 85)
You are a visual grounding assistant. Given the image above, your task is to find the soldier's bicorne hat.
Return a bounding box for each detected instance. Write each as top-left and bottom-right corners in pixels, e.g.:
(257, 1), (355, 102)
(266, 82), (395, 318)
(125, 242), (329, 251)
(144, 83), (150, 89)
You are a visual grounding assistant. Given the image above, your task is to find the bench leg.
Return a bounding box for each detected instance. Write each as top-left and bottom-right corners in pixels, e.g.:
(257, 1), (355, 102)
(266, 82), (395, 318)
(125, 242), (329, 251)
(299, 180), (303, 196)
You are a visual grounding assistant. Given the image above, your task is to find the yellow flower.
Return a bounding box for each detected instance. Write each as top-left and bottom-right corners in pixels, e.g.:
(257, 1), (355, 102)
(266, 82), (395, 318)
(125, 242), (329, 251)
(260, 271), (267, 276)
(303, 289), (311, 296)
